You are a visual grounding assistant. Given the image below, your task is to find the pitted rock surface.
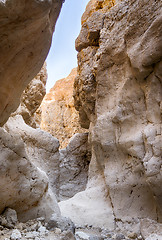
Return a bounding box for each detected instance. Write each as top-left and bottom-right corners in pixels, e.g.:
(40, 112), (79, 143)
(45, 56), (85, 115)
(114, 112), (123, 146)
(60, 0), (162, 236)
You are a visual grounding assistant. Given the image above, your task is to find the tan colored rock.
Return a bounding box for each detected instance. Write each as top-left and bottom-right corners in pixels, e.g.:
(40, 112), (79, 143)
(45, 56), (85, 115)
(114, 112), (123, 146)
(60, 0), (162, 235)
(40, 68), (87, 149)
(0, 0), (63, 126)
(12, 63), (47, 128)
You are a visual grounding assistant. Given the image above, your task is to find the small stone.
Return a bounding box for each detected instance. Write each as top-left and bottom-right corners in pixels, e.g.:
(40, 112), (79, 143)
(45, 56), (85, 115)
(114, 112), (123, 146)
(75, 231), (90, 239)
(10, 229), (22, 240)
(128, 233), (137, 239)
(38, 225), (48, 235)
(47, 214), (75, 233)
(2, 208), (18, 229)
(116, 234), (125, 240)
(54, 228), (62, 234)
(61, 230), (76, 240)
(137, 236), (143, 240)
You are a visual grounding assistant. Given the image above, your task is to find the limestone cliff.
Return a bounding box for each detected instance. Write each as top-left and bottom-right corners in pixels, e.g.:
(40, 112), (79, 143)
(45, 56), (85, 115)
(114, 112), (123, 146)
(59, 0), (162, 237)
(0, 0), (63, 221)
(0, 65), (90, 219)
(12, 63), (47, 128)
(0, 0), (63, 126)
(40, 68), (87, 149)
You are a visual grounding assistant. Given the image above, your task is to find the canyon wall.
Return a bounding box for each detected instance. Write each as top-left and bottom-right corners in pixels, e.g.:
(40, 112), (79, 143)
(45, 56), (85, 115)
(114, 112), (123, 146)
(12, 63), (47, 128)
(0, 0), (63, 126)
(39, 68), (91, 200)
(60, 0), (162, 236)
(40, 68), (87, 149)
(0, 65), (90, 220)
(0, 0), (63, 221)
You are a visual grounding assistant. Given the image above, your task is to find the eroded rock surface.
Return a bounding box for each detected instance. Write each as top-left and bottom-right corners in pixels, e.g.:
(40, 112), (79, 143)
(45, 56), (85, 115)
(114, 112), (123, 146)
(2, 114), (90, 216)
(0, 0), (64, 222)
(60, 0), (162, 236)
(59, 133), (91, 201)
(4, 115), (60, 198)
(0, 0), (63, 126)
(40, 68), (87, 148)
(0, 118), (60, 222)
(12, 63), (47, 128)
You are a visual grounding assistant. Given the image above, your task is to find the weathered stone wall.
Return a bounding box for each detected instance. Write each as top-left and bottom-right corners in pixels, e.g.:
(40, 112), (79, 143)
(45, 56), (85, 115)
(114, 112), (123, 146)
(0, 0), (63, 221)
(60, 0), (162, 236)
(12, 63), (47, 128)
(40, 68), (87, 149)
(0, 0), (63, 126)
(1, 115), (60, 222)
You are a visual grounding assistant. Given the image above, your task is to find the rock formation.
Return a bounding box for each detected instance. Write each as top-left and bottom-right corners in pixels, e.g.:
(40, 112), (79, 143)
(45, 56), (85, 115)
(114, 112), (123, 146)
(0, 0), (63, 222)
(0, 62), (90, 222)
(1, 95), (90, 220)
(59, 133), (91, 201)
(0, 117), (60, 222)
(0, 0), (63, 126)
(12, 63), (47, 128)
(40, 68), (87, 149)
(0, 0), (161, 238)
(59, 0), (162, 236)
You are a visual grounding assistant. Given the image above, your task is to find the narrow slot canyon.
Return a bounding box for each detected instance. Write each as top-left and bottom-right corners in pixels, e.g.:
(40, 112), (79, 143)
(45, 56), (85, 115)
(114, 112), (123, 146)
(0, 0), (162, 240)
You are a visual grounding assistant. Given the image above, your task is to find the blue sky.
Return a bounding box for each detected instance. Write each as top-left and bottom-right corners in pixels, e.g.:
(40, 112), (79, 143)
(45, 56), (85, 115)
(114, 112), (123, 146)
(46, 0), (89, 92)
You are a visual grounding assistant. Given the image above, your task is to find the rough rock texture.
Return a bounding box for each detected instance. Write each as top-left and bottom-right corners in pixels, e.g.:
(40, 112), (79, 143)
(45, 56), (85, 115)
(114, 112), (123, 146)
(0, 117), (60, 222)
(0, 0), (63, 126)
(40, 68), (87, 148)
(3, 114), (90, 208)
(59, 133), (91, 201)
(60, 0), (162, 236)
(12, 63), (47, 128)
(0, 213), (76, 240)
(0, 210), (137, 240)
(4, 115), (60, 197)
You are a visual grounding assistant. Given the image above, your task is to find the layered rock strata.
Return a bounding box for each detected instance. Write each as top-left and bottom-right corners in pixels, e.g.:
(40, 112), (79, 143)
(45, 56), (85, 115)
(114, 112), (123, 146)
(0, 0), (63, 126)
(60, 0), (162, 236)
(40, 68), (87, 149)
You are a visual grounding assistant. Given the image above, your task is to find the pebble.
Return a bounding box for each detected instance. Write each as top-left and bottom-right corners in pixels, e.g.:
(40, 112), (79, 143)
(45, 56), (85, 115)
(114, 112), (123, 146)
(38, 225), (48, 235)
(10, 229), (22, 240)
(75, 231), (90, 239)
(128, 232), (137, 239)
(54, 227), (62, 234)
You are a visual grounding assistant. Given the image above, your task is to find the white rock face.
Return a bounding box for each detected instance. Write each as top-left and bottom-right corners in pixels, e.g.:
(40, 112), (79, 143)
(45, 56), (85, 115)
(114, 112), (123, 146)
(4, 115), (90, 202)
(0, 0), (63, 126)
(4, 115), (60, 196)
(60, 0), (162, 235)
(0, 115), (60, 222)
